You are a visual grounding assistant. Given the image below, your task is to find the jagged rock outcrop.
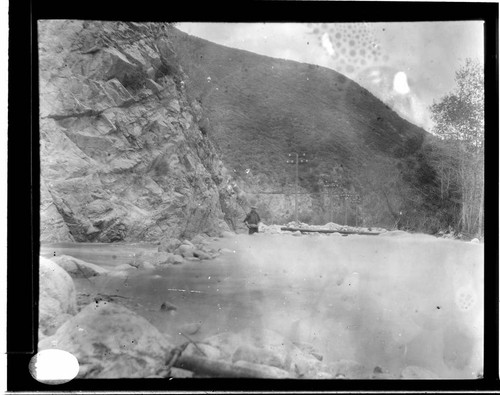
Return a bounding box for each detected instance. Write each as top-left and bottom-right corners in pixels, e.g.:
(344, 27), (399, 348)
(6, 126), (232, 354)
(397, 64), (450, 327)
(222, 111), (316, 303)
(39, 20), (246, 242)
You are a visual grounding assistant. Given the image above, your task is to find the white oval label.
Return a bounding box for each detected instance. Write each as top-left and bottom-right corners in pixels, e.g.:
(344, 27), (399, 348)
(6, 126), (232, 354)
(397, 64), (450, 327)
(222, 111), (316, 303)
(29, 349), (79, 384)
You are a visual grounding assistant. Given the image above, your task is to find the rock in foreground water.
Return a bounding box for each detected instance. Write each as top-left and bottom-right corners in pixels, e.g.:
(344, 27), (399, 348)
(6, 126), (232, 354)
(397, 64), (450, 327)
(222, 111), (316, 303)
(39, 257), (77, 336)
(39, 302), (174, 378)
(400, 365), (439, 379)
(328, 359), (370, 379)
(233, 360), (291, 378)
(51, 255), (109, 278)
(201, 328), (336, 378)
(158, 238), (182, 253)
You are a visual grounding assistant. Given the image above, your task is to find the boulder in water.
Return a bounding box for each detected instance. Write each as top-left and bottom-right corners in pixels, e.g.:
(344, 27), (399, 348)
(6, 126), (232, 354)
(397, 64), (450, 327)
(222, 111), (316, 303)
(104, 270), (129, 279)
(179, 321), (203, 335)
(232, 344), (284, 369)
(202, 332), (246, 359)
(203, 328), (323, 377)
(43, 313), (74, 337)
(192, 250), (212, 260)
(312, 371), (335, 379)
(167, 254), (184, 265)
(175, 244), (195, 258)
(400, 365), (439, 379)
(160, 301), (178, 312)
(380, 230), (410, 237)
(329, 359), (370, 379)
(39, 257), (77, 336)
(371, 365), (396, 379)
(114, 263), (137, 271)
(38, 302), (174, 378)
(191, 234), (209, 245)
(183, 343), (221, 360)
(233, 360), (291, 378)
(292, 341), (323, 361)
(151, 252), (173, 266)
(51, 255), (108, 278)
(138, 261), (155, 270)
(170, 367), (194, 378)
(325, 222), (342, 230)
(158, 238), (182, 253)
(182, 239), (195, 247)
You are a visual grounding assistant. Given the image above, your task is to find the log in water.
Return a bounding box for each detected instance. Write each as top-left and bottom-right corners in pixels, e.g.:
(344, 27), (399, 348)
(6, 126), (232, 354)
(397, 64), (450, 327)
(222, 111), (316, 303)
(280, 227), (380, 235)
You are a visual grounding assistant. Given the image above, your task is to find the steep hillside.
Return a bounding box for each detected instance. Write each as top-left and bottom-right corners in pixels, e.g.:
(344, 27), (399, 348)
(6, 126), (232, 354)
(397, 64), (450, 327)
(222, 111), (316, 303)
(39, 21), (247, 243)
(170, 29), (441, 229)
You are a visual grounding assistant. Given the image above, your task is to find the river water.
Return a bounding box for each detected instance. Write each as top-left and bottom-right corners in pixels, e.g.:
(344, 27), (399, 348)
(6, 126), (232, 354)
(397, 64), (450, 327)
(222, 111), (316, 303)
(40, 232), (484, 378)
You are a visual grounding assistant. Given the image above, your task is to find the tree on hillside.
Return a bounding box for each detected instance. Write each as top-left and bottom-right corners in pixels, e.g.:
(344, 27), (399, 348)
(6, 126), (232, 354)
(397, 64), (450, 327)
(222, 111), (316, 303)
(429, 58), (484, 237)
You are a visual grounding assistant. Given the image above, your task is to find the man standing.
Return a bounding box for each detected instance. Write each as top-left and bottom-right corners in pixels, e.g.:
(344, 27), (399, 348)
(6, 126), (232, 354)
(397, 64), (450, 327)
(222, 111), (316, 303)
(244, 206), (261, 235)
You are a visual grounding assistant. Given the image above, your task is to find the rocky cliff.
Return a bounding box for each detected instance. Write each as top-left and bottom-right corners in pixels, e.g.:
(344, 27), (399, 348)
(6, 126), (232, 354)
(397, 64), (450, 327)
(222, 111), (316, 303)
(39, 21), (246, 243)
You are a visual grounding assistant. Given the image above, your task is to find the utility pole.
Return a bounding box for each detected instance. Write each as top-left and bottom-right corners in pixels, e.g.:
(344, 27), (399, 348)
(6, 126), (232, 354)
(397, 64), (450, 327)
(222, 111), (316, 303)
(286, 153), (308, 223)
(352, 195), (362, 227)
(339, 192), (361, 226)
(323, 179), (341, 223)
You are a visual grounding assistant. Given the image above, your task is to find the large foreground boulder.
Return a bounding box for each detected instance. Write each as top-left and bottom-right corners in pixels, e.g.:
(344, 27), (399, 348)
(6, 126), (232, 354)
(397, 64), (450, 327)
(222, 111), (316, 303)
(51, 255), (108, 278)
(38, 302), (174, 378)
(39, 257), (77, 336)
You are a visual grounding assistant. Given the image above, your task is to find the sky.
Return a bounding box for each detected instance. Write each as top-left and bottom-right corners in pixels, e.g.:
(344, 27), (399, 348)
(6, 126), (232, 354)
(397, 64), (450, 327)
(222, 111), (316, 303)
(177, 22), (484, 132)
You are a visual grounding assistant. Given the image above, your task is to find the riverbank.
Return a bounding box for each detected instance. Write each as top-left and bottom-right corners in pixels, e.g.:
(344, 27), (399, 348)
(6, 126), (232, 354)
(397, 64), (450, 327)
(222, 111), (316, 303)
(39, 231), (483, 378)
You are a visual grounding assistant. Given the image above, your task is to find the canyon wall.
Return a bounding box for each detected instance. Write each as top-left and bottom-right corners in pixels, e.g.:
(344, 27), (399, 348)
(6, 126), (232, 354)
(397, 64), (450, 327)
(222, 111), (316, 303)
(39, 21), (246, 243)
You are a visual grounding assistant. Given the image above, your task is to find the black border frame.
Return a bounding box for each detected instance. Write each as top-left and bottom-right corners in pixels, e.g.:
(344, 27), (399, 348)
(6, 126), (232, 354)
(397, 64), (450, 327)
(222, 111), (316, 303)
(8, 0), (499, 392)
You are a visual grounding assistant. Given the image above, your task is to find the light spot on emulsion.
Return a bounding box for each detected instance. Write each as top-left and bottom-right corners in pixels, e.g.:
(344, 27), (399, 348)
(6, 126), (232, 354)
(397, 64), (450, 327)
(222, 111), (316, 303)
(393, 71), (410, 94)
(321, 33), (335, 57)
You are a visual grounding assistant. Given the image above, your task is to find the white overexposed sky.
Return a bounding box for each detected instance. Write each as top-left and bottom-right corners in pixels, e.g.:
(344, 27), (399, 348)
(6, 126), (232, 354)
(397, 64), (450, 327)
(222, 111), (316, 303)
(177, 22), (484, 132)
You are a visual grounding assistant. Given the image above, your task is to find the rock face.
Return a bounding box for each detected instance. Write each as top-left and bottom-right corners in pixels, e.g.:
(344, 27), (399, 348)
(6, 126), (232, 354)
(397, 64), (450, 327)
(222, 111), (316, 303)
(39, 20), (245, 243)
(38, 302), (174, 378)
(39, 257), (77, 336)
